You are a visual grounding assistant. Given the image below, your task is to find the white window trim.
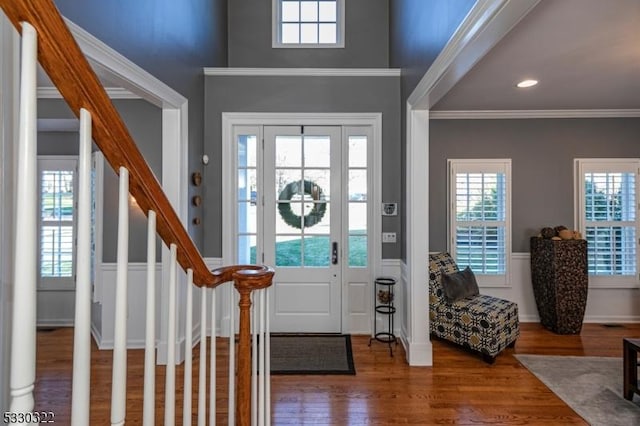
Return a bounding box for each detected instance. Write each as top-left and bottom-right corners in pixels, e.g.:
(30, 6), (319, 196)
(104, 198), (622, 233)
(573, 158), (640, 289)
(272, 0), (345, 48)
(447, 159), (512, 287)
(37, 155), (78, 291)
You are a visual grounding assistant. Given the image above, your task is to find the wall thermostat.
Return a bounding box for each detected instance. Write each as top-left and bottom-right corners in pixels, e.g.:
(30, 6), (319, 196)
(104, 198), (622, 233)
(382, 203), (398, 216)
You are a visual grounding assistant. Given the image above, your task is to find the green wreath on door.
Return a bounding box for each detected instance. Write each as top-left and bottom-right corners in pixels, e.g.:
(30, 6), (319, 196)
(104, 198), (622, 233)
(277, 180), (327, 229)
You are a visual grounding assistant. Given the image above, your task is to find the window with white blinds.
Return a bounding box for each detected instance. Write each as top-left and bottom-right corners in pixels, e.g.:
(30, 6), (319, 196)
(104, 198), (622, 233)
(38, 157), (77, 289)
(448, 159), (511, 286)
(575, 159), (640, 287)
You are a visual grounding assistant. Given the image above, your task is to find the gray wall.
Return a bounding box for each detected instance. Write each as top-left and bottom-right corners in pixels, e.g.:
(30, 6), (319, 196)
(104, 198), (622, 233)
(54, 0), (229, 250)
(388, 0), (475, 261)
(204, 74), (401, 258)
(228, 0), (389, 68)
(38, 99), (163, 263)
(429, 118), (640, 253)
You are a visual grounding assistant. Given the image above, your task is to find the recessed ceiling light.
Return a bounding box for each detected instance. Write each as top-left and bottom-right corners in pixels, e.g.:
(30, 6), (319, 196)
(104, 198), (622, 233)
(516, 79), (538, 88)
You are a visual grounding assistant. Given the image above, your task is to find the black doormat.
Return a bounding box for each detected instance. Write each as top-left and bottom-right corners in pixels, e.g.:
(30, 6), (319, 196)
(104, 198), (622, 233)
(270, 334), (356, 375)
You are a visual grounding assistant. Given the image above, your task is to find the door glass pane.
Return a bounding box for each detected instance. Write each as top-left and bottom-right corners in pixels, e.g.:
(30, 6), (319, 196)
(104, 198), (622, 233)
(304, 203), (330, 235)
(276, 171), (302, 197)
(304, 136), (330, 168)
(276, 136), (302, 167)
(349, 235), (367, 267)
(304, 169), (331, 200)
(348, 202), (367, 233)
(276, 235), (302, 267)
(348, 136), (367, 167)
(237, 132), (258, 265)
(238, 235), (257, 264)
(238, 202), (257, 233)
(304, 236), (330, 267)
(348, 170), (367, 201)
(238, 169), (256, 201)
(238, 135), (257, 168)
(276, 201), (304, 233)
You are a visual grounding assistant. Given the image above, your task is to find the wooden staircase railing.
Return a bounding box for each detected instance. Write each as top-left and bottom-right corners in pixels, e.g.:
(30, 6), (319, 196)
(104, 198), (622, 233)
(1, 0), (274, 424)
(0, 0), (212, 284)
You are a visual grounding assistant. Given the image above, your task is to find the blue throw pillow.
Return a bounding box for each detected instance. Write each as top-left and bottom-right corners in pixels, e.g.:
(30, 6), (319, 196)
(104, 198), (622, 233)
(441, 266), (479, 303)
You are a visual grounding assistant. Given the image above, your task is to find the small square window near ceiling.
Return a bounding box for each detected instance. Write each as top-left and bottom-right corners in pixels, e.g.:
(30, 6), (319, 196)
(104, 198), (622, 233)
(273, 0), (344, 48)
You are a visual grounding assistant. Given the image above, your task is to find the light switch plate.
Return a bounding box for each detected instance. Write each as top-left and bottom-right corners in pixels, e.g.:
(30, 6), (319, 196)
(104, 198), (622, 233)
(382, 232), (396, 243)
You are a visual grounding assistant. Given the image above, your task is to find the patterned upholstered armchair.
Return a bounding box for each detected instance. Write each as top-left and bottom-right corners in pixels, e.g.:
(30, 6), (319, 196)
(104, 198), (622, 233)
(428, 252), (520, 363)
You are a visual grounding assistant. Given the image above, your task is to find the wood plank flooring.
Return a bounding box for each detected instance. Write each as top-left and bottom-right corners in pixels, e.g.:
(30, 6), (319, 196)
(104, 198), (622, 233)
(31, 323), (640, 425)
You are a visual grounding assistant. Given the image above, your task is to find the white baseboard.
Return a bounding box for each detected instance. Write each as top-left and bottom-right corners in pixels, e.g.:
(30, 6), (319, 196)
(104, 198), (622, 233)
(37, 320), (74, 328)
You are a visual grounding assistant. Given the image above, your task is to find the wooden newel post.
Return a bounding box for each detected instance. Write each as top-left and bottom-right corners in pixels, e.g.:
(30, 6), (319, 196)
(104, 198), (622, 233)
(232, 266), (274, 426)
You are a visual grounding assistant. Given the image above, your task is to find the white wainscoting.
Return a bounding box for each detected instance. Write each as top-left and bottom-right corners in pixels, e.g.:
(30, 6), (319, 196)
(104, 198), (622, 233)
(450, 253), (640, 324)
(91, 262), (163, 349)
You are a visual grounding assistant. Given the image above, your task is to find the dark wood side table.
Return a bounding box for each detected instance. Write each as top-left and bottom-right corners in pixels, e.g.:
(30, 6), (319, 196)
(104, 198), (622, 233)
(623, 338), (640, 401)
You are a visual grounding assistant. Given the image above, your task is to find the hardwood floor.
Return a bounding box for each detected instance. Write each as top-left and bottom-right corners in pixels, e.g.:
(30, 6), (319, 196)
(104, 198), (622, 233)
(32, 323), (640, 425)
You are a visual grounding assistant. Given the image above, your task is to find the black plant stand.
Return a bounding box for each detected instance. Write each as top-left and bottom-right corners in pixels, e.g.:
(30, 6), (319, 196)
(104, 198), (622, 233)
(369, 277), (397, 356)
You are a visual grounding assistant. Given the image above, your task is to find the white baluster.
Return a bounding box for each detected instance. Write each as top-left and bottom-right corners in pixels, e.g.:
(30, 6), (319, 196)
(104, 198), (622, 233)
(197, 286), (208, 426)
(10, 21), (37, 420)
(143, 210), (157, 426)
(265, 289), (271, 426)
(258, 289), (266, 426)
(71, 108), (92, 426)
(209, 288), (216, 426)
(228, 286), (235, 426)
(183, 269), (194, 426)
(252, 293), (258, 426)
(111, 167), (129, 426)
(164, 244), (178, 426)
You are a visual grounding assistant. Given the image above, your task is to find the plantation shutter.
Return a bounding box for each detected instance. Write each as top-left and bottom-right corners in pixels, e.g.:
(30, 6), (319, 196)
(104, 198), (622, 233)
(448, 160), (511, 286)
(578, 161), (638, 277)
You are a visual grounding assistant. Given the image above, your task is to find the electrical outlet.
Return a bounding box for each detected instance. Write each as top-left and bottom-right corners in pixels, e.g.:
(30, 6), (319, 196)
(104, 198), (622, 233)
(382, 232), (396, 243)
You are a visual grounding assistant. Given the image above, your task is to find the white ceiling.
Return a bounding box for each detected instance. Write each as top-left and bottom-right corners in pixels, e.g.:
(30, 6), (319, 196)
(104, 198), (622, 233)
(433, 0), (640, 111)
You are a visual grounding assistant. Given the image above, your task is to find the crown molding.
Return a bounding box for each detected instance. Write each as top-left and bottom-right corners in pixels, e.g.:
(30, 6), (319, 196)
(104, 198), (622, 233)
(429, 109), (640, 119)
(37, 86), (139, 100)
(64, 18), (186, 108)
(204, 67), (401, 77)
(408, 0), (542, 109)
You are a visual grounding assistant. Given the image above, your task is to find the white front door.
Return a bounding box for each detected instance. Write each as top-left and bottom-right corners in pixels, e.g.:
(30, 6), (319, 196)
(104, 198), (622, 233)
(264, 126), (342, 332)
(232, 122), (373, 334)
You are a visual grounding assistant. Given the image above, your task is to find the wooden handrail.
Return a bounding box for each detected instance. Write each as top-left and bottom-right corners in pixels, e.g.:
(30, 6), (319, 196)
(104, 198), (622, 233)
(0, 0), (214, 285)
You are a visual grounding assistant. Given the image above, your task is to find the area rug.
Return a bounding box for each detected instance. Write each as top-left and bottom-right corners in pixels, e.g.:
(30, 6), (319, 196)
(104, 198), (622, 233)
(515, 354), (640, 426)
(270, 334), (355, 375)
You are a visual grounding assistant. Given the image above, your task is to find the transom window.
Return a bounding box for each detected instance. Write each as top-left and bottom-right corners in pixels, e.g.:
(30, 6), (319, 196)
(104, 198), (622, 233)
(273, 0), (344, 47)
(448, 159), (512, 287)
(575, 159), (640, 287)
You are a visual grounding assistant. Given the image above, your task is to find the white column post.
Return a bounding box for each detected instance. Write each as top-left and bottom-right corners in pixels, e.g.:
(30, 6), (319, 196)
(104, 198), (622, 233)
(111, 167), (129, 426)
(71, 108), (92, 426)
(142, 210), (157, 426)
(9, 21), (38, 419)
